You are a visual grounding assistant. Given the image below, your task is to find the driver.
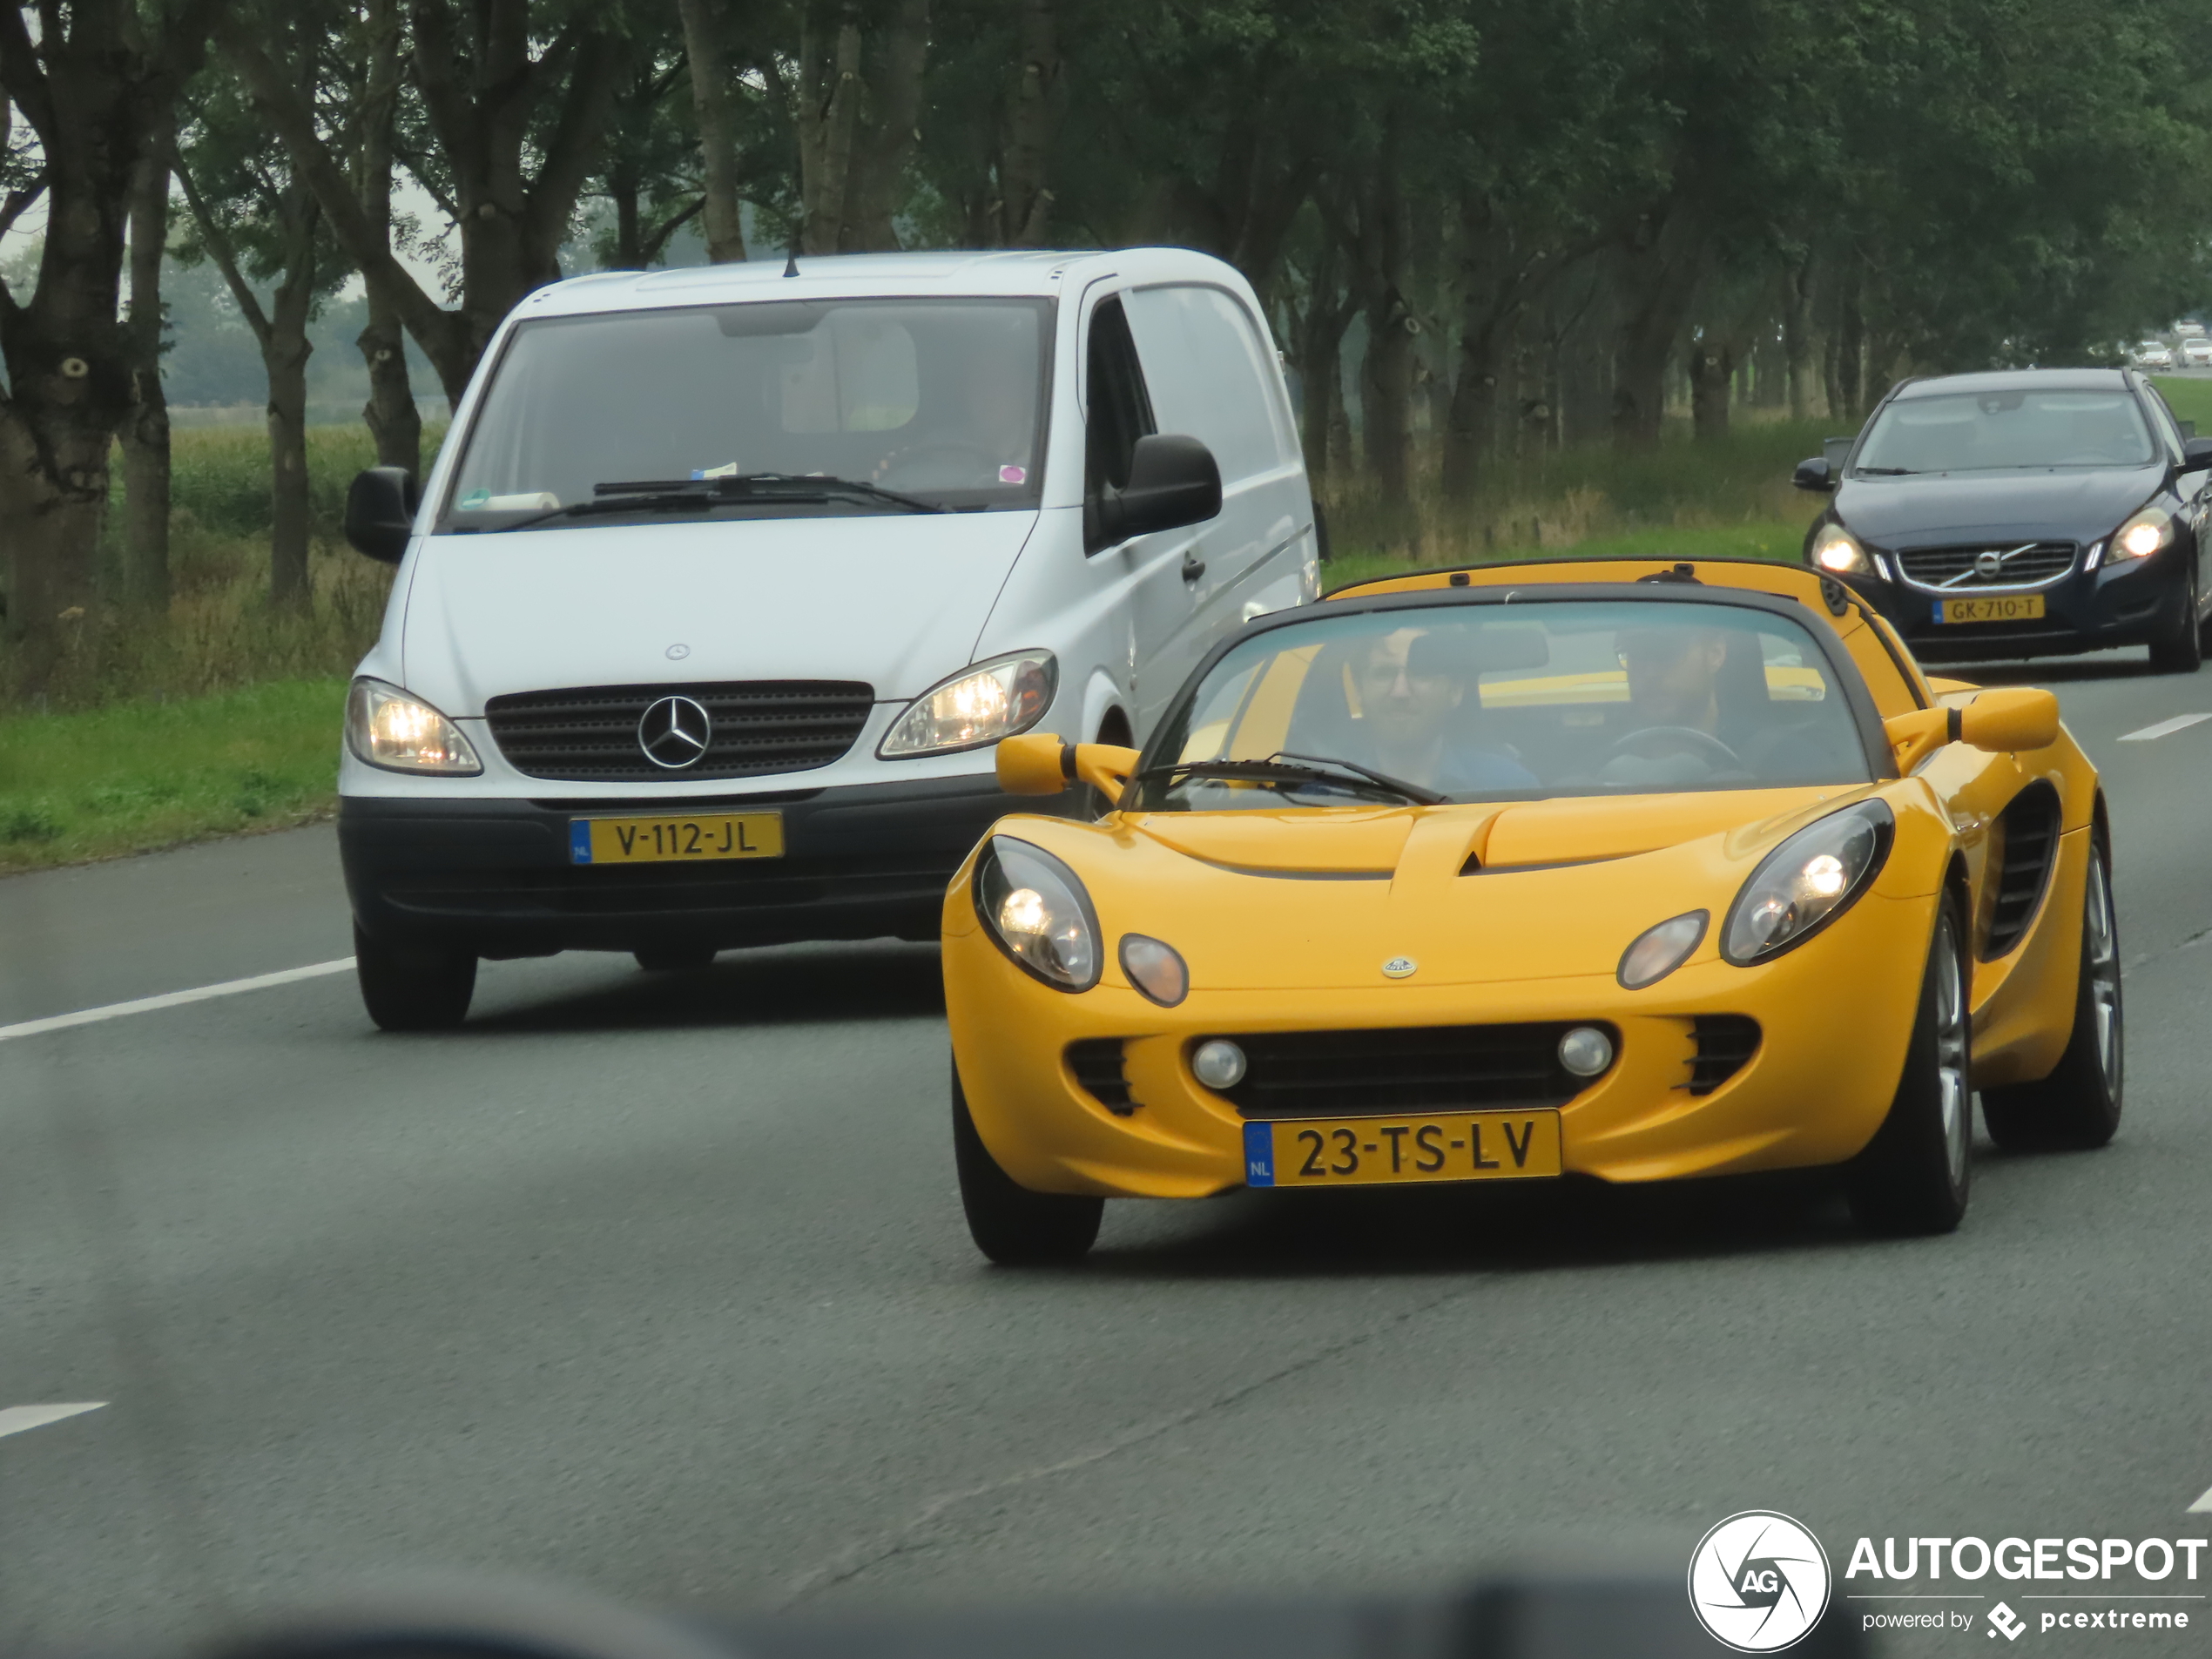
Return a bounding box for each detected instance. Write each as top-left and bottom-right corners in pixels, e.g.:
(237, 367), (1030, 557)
(1355, 629), (1536, 795)
(1599, 623), (1742, 786)
(873, 353), (1033, 489)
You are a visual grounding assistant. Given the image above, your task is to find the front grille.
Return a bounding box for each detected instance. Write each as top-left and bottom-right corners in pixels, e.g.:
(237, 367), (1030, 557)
(1896, 542), (2075, 590)
(1211, 1022), (1610, 1119)
(1984, 783), (2060, 958)
(1686, 1015), (1760, 1095)
(484, 681), (874, 782)
(1067, 1039), (1134, 1115)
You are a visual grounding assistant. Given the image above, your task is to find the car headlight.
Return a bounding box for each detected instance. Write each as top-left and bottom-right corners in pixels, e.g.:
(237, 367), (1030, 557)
(2110, 507), (2171, 563)
(345, 678), (482, 774)
(1721, 800), (1894, 966)
(974, 835), (1100, 990)
(1811, 523), (1868, 575)
(879, 651), (1056, 758)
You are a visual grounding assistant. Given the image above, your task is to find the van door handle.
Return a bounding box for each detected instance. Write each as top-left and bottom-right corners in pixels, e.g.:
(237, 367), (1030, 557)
(1182, 550), (1206, 583)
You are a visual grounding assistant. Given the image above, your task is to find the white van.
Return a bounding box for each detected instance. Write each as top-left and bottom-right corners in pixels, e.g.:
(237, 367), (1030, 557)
(337, 248), (1319, 1028)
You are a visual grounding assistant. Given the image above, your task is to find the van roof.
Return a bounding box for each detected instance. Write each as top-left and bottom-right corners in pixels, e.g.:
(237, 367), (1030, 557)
(513, 247), (1243, 319)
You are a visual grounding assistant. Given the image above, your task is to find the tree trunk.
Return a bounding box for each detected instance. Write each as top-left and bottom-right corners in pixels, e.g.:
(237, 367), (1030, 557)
(845, 0), (929, 251)
(1837, 281), (1865, 421)
(1298, 299), (1353, 486)
(997, 0), (1058, 246)
(678, 0), (748, 263)
(1361, 304), (1413, 501)
(359, 304), (421, 476)
(265, 304), (314, 614)
(798, 3), (864, 255)
(1689, 340), (1733, 442)
(118, 113), (174, 613)
(1609, 208), (1704, 451)
(1782, 255), (1812, 422)
(352, 0), (421, 474)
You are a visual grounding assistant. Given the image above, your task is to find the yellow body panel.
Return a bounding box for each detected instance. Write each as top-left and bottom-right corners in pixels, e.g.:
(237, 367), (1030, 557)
(946, 556), (2104, 1203)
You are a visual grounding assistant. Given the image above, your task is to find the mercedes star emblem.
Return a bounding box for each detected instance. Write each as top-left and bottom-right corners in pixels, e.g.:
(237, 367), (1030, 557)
(638, 695), (712, 769)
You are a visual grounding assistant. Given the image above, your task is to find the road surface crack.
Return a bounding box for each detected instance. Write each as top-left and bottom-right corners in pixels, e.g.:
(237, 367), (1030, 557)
(775, 1281), (1474, 1608)
(2124, 922), (2212, 973)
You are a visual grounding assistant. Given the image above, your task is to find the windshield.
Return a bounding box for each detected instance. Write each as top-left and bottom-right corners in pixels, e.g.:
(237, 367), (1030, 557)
(1135, 599), (1872, 810)
(442, 298), (1052, 528)
(1856, 388), (2155, 473)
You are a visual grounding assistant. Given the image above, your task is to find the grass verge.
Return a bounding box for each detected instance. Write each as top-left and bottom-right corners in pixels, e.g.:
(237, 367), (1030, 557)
(0, 679), (345, 874)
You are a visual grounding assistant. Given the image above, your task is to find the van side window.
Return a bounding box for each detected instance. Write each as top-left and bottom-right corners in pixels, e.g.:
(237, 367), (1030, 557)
(1122, 285), (1298, 482)
(1086, 297), (1156, 498)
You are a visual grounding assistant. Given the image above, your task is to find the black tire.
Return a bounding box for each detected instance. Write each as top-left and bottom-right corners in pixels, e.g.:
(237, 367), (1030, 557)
(354, 921), (476, 1031)
(1983, 838), (2123, 1150)
(634, 944), (718, 972)
(2148, 567), (2202, 674)
(952, 1062), (1103, 1265)
(1847, 895), (1973, 1236)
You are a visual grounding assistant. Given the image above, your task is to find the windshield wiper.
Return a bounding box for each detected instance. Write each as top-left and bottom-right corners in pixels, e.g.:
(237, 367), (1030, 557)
(1855, 467), (1918, 475)
(490, 472), (947, 529)
(1136, 755), (1446, 806)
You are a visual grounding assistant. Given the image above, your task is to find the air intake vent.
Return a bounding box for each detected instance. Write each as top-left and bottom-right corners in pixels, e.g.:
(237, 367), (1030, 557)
(1210, 1022), (1611, 1119)
(1686, 1015), (1760, 1096)
(1896, 543), (2075, 589)
(484, 680), (873, 782)
(1067, 1039), (1134, 1115)
(1984, 782), (2060, 958)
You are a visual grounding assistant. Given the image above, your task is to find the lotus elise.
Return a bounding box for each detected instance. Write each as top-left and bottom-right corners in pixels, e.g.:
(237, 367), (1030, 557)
(942, 557), (2119, 1264)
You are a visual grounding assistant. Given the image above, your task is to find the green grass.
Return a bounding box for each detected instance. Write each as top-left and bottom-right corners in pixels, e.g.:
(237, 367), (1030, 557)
(2149, 374), (2212, 431)
(0, 679), (346, 873)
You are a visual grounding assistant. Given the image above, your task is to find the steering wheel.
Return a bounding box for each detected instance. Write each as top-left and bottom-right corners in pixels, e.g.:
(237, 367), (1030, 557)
(1602, 725), (1743, 770)
(874, 440), (1001, 489)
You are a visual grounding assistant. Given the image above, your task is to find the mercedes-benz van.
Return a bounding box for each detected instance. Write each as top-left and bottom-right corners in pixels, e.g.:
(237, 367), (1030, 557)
(337, 248), (1318, 1028)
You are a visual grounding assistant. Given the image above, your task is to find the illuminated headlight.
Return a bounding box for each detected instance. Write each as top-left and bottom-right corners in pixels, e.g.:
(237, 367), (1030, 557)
(345, 678), (481, 774)
(2111, 508), (2171, 563)
(1617, 910), (1709, 989)
(879, 651), (1056, 758)
(1722, 800), (1894, 965)
(1811, 524), (1868, 575)
(975, 835), (1099, 990)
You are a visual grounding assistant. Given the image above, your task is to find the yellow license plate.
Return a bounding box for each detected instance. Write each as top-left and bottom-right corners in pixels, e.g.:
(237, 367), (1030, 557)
(1937, 594), (2045, 624)
(1244, 1109), (1562, 1188)
(569, 812), (784, 864)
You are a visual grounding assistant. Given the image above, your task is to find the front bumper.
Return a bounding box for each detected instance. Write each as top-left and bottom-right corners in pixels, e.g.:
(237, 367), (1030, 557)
(1837, 545), (2184, 663)
(945, 885), (1941, 1198)
(342, 774), (1079, 957)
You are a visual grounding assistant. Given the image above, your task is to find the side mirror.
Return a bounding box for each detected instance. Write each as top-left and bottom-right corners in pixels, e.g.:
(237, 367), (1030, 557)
(1959, 687), (2060, 752)
(1792, 456), (1835, 492)
(2182, 435), (2212, 469)
(1094, 435), (1222, 547)
(995, 734), (1141, 803)
(346, 467), (419, 563)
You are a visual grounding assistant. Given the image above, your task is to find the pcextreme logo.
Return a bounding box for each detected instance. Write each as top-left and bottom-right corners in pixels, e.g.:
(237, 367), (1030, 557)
(1689, 1510), (1833, 1652)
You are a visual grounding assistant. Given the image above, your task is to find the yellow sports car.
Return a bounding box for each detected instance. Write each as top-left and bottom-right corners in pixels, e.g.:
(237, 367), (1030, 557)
(942, 556), (2120, 1264)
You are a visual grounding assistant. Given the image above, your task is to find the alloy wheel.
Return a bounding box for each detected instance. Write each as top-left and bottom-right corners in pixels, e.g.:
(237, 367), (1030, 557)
(1934, 915), (1971, 1190)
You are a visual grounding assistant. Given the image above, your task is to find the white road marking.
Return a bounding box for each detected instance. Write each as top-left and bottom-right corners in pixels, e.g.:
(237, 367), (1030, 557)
(2117, 712), (2212, 742)
(0, 1403), (105, 1440)
(2188, 1483), (2212, 1514)
(0, 959), (354, 1045)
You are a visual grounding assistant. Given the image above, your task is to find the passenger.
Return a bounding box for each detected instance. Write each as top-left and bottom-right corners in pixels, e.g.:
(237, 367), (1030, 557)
(1355, 629), (1537, 796)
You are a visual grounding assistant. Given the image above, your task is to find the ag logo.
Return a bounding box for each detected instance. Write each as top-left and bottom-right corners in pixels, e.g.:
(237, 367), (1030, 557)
(1688, 1510), (1831, 1652)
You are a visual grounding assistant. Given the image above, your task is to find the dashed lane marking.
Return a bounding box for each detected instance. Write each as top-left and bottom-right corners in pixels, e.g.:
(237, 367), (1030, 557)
(2188, 1484), (2212, 1514)
(2118, 712), (2212, 742)
(0, 1403), (105, 1440)
(0, 960), (354, 1045)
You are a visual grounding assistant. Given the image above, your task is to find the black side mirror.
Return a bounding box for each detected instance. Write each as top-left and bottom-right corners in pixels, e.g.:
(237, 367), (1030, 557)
(1792, 456), (1835, 492)
(2184, 435), (2212, 469)
(346, 467), (420, 563)
(1092, 435), (1222, 549)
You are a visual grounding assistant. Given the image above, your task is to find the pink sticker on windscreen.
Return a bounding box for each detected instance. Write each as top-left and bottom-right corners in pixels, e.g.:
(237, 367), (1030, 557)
(999, 465), (1027, 484)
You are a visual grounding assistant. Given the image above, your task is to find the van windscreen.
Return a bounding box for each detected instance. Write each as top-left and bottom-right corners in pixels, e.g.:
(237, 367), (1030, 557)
(443, 298), (1052, 527)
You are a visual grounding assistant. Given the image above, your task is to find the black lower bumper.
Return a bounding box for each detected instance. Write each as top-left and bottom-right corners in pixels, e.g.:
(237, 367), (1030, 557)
(1850, 554), (2186, 664)
(341, 774), (1076, 957)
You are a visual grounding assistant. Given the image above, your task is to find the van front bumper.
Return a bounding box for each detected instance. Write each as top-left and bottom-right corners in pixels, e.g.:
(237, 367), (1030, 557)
(341, 774), (1073, 958)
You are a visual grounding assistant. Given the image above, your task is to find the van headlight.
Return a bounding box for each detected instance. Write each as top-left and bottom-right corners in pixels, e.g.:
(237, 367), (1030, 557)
(974, 835), (1100, 990)
(879, 651), (1056, 758)
(345, 678), (482, 774)
(1722, 801), (1893, 965)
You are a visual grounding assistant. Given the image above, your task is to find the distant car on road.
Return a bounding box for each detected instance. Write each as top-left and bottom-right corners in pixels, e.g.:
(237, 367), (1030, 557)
(2182, 338), (2212, 368)
(944, 556), (2120, 1262)
(1793, 368), (2212, 672)
(2134, 340), (2175, 368)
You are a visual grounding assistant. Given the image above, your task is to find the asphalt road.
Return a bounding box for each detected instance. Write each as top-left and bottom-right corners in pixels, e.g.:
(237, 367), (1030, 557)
(3, 646), (2210, 1656)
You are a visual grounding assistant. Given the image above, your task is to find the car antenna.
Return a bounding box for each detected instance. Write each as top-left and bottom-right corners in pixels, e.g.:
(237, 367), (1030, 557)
(783, 239), (800, 280)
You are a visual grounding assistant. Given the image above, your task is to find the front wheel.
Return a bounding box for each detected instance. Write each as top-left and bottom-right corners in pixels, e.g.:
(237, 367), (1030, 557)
(1847, 895), (1973, 1236)
(354, 921), (476, 1031)
(952, 1062), (1103, 1265)
(2148, 568), (2202, 674)
(1982, 839), (2123, 1150)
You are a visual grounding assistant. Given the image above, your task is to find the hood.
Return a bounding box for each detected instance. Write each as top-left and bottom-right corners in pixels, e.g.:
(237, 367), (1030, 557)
(1079, 787), (1855, 989)
(400, 512), (1037, 715)
(1834, 466), (2163, 550)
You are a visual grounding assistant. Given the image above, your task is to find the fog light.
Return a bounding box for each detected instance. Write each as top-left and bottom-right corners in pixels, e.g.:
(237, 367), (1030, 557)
(1558, 1026), (1615, 1078)
(1191, 1039), (1247, 1090)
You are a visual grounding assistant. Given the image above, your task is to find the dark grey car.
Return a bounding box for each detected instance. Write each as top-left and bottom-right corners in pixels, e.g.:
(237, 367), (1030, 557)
(1793, 368), (2212, 672)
